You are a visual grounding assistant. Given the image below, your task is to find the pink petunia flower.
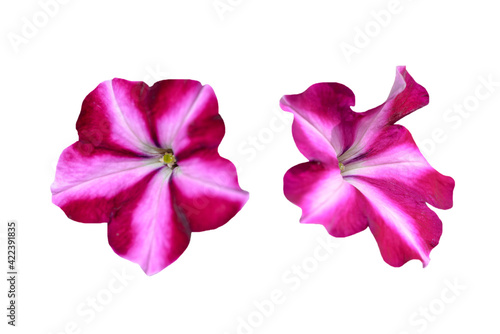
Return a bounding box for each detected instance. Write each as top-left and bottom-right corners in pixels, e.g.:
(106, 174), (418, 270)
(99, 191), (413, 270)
(51, 79), (249, 275)
(281, 67), (454, 267)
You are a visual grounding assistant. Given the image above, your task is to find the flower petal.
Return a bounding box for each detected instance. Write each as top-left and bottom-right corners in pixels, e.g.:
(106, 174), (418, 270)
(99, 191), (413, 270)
(77, 79), (159, 155)
(334, 66), (429, 160)
(346, 175), (443, 267)
(146, 80), (225, 158)
(342, 125), (454, 210)
(383, 66), (430, 125)
(108, 168), (191, 275)
(171, 149), (249, 232)
(280, 82), (355, 164)
(284, 162), (369, 237)
(51, 143), (162, 223)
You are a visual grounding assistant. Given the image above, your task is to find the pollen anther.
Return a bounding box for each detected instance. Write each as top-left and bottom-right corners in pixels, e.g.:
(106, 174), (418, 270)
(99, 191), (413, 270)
(160, 152), (177, 168)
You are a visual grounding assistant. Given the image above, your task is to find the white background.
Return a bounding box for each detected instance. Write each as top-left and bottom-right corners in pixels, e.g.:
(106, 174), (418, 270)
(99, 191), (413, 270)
(1, 0), (499, 333)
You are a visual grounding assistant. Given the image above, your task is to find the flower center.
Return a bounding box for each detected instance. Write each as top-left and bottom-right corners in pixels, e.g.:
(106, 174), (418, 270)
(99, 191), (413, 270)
(338, 162), (345, 172)
(159, 149), (177, 169)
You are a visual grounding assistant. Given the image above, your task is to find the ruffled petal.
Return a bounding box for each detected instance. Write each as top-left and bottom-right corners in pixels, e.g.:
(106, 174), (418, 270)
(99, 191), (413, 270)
(51, 143), (162, 223)
(284, 161), (369, 237)
(383, 66), (430, 125)
(171, 149), (249, 232)
(108, 168), (191, 275)
(334, 66), (429, 160)
(280, 82), (356, 164)
(346, 175), (443, 267)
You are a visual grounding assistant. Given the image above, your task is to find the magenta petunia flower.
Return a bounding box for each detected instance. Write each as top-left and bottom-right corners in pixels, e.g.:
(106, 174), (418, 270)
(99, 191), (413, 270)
(51, 79), (249, 275)
(281, 67), (454, 267)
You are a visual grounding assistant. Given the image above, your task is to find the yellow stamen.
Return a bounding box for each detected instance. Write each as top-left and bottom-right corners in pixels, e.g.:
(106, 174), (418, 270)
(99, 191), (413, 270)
(160, 151), (177, 168)
(339, 162), (345, 172)
(163, 153), (175, 165)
